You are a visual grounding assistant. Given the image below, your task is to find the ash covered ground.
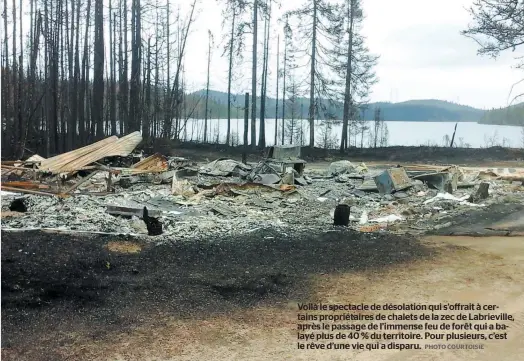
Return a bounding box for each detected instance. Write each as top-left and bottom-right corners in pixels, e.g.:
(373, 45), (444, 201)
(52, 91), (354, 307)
(1, 228), (432, 361)
(2, 160), (523, 240)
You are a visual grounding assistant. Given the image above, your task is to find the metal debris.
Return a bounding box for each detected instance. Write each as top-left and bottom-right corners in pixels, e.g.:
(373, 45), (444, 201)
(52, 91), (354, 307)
(40, 132), (142, 174)
(199, 158), (252, 177)
(413, 171), (458, 194)
(373, 168), (411, 194)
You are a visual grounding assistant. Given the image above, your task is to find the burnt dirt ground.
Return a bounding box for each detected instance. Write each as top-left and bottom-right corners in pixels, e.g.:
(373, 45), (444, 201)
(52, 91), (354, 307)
(1, 228), (432, 361)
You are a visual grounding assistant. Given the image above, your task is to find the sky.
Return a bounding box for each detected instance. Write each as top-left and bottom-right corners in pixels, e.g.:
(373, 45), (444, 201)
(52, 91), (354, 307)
(177, 0), (523, 110)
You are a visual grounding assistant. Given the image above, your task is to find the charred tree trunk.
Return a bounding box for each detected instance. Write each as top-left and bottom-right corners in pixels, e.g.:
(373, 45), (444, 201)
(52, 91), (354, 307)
(143, 38), (151, 139)
(281, 35), (287, 146)
(274, 34), (279, 146)
(259, 1), (271, 149)
(110, 11), (117, 135)
(204, 30), (212, 143)
(129, 0), (141, 132)
(226, 10), (236, 146)
(12, 0), (18, 153)
(69, 0), (81, 149)
(79, 0), (92, 146)
(250, 0), (258, 148)
(340, 0), (355, 153)
(308, 0), (317, 148)
(93, 0), (105, 139)
(15, 0), (24, 158)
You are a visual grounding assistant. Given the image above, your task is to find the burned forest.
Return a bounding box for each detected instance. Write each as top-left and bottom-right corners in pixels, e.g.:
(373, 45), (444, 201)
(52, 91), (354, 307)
(1, 0), (201, 159)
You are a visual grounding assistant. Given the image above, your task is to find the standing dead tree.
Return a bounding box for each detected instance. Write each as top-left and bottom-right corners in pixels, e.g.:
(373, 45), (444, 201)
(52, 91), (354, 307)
(258, 0), (272, 148)
(286, 0), (343, 148)
(280, 15), (294, 145)
(219, 0), (249, 146)
(250, 0), (258, 148)
(204, 30), (214, 143)
(334, 0), (377, 152)
(93, 0), (104, 139)
(285, 76), (301, 145)
(373, 107), (380, 148)
(274, 34), (279, 146)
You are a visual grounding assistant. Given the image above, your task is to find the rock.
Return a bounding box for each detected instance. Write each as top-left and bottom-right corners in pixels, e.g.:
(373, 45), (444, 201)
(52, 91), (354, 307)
(327, 160), (355, 177)
(393, 192), (408, 199)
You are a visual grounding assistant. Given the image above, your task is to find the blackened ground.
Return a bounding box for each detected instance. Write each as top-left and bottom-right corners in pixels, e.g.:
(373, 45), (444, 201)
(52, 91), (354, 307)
(148, 140), (524, 165)
(430, 203), (524, 236)
(2, 228), (432, 361)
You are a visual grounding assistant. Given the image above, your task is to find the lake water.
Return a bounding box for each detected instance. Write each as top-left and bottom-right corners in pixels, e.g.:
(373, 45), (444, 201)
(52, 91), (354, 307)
(176, 118), (524, 148)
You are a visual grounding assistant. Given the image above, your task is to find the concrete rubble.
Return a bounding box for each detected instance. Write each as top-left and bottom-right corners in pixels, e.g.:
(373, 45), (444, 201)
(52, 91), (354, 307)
(2, 144), (524, 241)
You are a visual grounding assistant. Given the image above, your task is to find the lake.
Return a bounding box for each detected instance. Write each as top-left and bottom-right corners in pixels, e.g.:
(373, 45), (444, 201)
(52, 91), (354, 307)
(176, 118), (524, 149)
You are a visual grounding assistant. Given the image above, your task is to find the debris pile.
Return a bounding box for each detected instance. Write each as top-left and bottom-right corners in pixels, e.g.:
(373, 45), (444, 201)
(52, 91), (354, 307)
(2, 141), (523, 240)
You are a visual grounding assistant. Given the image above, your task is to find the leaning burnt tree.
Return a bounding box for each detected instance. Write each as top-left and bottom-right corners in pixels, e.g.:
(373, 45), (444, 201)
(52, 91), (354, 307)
(462, 0), (524, 104)
(286, 0), (343, 148)
(165, 0), (198, 140)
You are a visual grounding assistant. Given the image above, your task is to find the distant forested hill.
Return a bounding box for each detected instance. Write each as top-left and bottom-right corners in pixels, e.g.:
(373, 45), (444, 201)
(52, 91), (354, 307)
(189, 90), (485, 122)
(479, 102), (524, 126)
(370, 100), (485, 122)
